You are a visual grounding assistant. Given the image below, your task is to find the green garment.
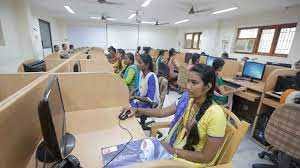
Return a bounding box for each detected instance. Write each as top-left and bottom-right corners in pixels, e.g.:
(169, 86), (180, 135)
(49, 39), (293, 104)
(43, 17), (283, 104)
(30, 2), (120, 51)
(213, 76), (228, 105)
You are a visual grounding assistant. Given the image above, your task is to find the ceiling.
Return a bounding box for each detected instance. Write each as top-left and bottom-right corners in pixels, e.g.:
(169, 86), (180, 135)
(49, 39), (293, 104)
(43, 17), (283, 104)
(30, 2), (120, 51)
(30, 0), (300, 27)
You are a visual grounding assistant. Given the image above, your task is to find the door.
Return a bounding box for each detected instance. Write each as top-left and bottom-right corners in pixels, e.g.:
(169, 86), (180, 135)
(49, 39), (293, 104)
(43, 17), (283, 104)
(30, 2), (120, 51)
(39, 19), (53, 57)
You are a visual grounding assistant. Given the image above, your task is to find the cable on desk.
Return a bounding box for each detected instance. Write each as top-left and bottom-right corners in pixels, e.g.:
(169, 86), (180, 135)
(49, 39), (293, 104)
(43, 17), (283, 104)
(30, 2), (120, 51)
(103, 119), (133, 168)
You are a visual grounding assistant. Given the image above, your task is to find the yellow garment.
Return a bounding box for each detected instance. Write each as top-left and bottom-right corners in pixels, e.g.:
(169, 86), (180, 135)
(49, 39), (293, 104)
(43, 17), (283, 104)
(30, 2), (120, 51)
(169, 101), (227, 167)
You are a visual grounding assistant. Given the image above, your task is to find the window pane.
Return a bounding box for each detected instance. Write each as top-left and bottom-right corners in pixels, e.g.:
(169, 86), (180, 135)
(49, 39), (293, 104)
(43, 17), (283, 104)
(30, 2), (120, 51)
(275, 27), (296, 54)
(238, 28), (259, 38)
(193, 33), (199, 48)
(185, 33), (193, 48)
(258, 29), (275, 53)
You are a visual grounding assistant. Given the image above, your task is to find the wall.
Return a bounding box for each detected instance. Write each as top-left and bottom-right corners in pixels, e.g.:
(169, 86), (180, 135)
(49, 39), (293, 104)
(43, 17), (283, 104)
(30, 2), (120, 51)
(0, 0), (34, 73)
(0, 0), (65, 73)
(177, 6), (300, 64)
(66, 21), (178, 51)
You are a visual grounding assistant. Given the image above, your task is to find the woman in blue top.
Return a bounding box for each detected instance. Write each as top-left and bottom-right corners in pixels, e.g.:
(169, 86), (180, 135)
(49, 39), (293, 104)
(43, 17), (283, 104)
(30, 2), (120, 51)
(130, 54), (160, 128)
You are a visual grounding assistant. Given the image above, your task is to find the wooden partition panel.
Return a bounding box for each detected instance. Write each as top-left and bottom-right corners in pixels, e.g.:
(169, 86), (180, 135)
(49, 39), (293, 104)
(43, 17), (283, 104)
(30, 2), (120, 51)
(264, 69), (298, 92)
(0, 76), (48, 168)
(222, 60), (242, 78)
(262, 65), (287, 82)
(57, 73), (129, 112)
(0, 73), (44, 102)
(44, 59), (65, 71)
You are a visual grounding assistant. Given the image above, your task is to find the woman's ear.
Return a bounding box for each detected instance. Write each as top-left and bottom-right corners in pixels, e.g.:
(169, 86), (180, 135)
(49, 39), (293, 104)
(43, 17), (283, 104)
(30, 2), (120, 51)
(204, 83), (212, 93)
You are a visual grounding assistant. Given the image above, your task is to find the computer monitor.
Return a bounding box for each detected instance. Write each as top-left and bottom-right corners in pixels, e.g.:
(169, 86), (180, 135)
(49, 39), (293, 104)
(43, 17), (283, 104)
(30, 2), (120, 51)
(242, 61), (266, 80)
(37, 75), (76, 163)
(206, 56), (217, 66)
(73, 61), (81, 72)
(23, 60), (46, 72)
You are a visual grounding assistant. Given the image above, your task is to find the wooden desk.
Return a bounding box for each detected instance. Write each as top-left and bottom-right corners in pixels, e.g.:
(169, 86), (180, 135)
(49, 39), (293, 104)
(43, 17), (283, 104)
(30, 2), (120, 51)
(223, 77), (265, 93)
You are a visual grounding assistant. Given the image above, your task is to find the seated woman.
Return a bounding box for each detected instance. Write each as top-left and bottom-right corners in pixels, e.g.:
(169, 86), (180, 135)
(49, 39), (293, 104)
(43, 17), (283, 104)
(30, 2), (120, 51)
(167, 48), (180, 91)
(122, 64), (226, 167)
(212, 58), (245, 108)
(130, 54), (160, 129)
(120, 52), (140, 95)
(157, 50), (170, 108)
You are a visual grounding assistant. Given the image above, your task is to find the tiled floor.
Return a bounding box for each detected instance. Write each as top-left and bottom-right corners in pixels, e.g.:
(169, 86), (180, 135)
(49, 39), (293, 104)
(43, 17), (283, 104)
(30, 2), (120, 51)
(148, 91), (272, 168)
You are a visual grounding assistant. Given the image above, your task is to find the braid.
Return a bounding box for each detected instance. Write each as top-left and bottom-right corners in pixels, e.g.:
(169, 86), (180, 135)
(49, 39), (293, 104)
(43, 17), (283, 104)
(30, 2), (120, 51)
(183, 97), (213, 151)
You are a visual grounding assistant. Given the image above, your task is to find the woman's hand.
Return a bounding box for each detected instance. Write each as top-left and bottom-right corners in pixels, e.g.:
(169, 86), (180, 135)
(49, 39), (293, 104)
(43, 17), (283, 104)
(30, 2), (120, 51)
(161, 142), (176, 154)
(120, 106), (138, 118)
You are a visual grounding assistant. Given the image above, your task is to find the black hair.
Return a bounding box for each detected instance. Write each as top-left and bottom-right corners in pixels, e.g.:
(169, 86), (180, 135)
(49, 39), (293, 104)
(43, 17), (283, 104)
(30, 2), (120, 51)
(221, 52), (229, 59)
(191, 53), (200, 64)
(143, 47), (152, 55)
(183, 64), (216, 151)
(126, 52), (135, 64)
(108, 46), (116, 54)
(158, 49), (165, 56)
(54, 45), (59, 49)
(140, 54), (154, 72)
(69, 44), (74, 49)
(137, 46), (141, 52)
(62, 43), (67, 48)
(169, 48), (176, 57)
(212, 58), (225, 71)
(117, 49), (125, 59)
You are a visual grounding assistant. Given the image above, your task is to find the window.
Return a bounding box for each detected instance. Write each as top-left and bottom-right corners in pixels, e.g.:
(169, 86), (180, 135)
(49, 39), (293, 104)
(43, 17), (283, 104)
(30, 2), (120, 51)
(185, 32), (201, 49)
(275, 27), (296, 55)
(0, 20), (5, 46)
(257, 28), (275, 53)
(235, 23), (297, 57)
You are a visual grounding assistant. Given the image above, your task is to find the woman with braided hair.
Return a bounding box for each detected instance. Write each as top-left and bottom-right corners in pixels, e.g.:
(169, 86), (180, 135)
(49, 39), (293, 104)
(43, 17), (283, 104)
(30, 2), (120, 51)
(120, 64), (227, 167)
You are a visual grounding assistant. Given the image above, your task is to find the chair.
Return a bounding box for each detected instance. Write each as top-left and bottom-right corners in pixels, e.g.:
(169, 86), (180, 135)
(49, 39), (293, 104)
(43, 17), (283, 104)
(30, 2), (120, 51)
(252, 104), (300, 168)
(150, 108), (250, 166)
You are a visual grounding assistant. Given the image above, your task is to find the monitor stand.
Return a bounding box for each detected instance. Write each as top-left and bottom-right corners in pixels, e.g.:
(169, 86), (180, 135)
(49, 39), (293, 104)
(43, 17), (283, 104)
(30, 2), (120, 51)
(36, 133), (79, 167)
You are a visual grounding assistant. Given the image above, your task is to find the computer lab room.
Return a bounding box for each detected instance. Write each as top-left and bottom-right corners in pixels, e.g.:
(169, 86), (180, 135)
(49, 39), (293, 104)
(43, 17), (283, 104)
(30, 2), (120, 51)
(0, 0), (300, 168)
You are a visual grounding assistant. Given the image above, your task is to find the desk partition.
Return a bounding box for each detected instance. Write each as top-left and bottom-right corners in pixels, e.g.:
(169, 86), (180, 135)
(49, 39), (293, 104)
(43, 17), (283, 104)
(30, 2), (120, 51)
(0, 73), (45, 104)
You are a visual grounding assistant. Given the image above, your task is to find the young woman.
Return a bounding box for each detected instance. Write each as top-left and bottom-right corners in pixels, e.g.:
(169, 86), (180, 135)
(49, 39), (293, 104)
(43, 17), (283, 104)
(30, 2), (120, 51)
(121, 52), (140, 94)
(212, 58), (245, 107)
(121, 64), (227, 167)
(130, 54), (160, 129)
(157, 50), (171, 108)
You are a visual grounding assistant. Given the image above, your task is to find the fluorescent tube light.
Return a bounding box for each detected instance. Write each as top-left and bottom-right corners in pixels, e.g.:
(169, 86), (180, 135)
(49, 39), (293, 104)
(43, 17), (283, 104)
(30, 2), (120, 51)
(212, 7), (238, 15)
(141, 0), (152, 7)
(128, 13), (136, 19)
(64, 6), (75, 14)
(90, 16), (100, 19)
(174, 19), (189, 25)
(106, 18), (116, 21)
(141, 21), (155, 24)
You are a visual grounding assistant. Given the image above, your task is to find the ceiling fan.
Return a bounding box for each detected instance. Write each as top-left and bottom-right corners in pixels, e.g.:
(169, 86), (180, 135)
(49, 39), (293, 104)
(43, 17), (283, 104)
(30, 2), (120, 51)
(154, 20), (169, 26)
(97, 0), (124, 5)
(188, 6), (213, 15)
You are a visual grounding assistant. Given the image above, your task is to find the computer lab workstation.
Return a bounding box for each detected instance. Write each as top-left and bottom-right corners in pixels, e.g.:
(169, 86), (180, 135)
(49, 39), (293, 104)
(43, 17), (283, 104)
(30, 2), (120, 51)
(195, 54), (299, 148)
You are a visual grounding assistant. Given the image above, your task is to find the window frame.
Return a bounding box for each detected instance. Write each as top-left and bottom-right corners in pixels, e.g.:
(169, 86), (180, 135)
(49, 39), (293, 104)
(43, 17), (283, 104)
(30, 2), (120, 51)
(234, 23), (297, 57)
(184, 32), (201, 49)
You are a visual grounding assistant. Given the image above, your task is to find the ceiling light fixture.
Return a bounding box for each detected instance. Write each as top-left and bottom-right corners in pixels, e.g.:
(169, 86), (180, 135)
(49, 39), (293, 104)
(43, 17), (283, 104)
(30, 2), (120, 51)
(174, 19), (190, 25)
(106, 18), (116, 21)
(90, 16), (100, 19)
(128, 13), (136, 19)
(141, 21), (155, 24)
(212, 7), (238, 15)
(64, 6), (75, 14)
(141, 0), (152, 7)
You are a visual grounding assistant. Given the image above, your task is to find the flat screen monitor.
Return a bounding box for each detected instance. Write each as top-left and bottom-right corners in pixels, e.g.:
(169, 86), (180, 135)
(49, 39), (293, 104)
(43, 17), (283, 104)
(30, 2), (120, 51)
(206, 56), (217, 66)
(38, 75), (66, 160)
(242, 61), (266, 80)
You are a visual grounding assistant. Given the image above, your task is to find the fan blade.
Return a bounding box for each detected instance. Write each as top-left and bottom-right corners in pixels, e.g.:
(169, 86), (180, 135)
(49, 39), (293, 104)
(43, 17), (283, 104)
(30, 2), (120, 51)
(193, 8), (213, 13)
(157, 22), (169, 26)
(97, 0), (124, 5)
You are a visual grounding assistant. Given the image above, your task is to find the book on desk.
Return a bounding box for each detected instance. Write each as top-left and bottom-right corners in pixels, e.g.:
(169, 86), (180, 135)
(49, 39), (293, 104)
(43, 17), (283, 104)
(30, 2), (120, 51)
(101, 138), (173, 168)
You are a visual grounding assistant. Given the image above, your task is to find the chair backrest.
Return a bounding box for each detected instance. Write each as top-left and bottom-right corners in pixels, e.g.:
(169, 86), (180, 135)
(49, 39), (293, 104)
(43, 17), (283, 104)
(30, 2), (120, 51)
(265, 103), (300, 159)
(215, 108), (250, 164)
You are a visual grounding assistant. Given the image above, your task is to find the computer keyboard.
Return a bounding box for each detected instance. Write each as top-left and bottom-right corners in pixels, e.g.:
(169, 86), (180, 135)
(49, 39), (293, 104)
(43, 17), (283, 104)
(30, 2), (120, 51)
(224, 81), (241, 88)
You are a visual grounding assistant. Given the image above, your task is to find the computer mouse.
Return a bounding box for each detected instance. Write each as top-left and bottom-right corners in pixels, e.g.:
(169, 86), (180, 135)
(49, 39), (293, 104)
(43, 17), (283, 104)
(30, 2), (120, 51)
(119, 110), (131, 120)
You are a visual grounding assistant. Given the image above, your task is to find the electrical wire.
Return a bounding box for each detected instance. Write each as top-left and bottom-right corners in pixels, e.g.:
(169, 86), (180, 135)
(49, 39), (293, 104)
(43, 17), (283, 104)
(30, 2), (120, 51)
(102, 119), (133, 168)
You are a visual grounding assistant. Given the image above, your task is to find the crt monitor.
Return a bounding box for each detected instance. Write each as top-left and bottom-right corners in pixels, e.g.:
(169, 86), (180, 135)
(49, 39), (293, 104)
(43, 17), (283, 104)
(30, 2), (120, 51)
(37, 75), (75, 163)
(206, 56), (217, 66)
(242, 61), (266, 80)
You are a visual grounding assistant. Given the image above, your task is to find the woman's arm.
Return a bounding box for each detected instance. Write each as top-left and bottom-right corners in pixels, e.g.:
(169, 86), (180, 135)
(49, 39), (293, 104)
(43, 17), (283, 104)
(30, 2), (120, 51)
(162, 137), (224, 163)
(218, 85), (246, 96)
(123, 103), (177, 118)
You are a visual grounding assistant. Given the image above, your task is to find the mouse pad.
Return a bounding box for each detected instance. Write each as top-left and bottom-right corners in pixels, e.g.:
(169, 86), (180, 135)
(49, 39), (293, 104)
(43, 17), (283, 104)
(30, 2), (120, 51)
(101, 138), (173, 168)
